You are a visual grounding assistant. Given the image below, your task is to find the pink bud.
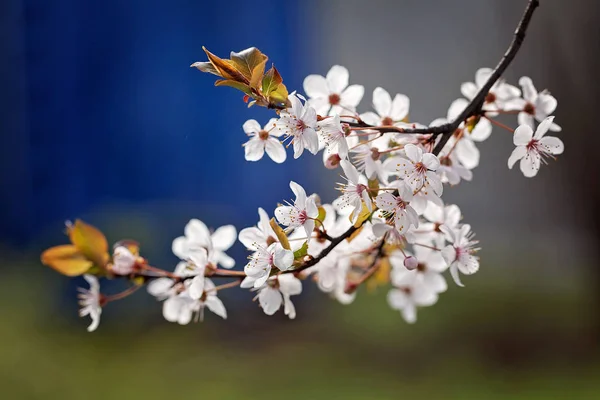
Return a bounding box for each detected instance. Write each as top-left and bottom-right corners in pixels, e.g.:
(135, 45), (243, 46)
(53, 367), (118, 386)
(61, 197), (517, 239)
(404, 256), (418, 270)
(325, 154), (341, 169)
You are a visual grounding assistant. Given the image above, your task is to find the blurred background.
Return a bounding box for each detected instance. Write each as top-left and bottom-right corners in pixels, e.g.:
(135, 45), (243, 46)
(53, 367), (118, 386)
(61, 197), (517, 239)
(1, 0), (599, 398)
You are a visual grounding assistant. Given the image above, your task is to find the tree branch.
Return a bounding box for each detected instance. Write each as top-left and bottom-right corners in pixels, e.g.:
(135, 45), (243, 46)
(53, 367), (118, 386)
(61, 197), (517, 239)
(346, 0), (540, 156)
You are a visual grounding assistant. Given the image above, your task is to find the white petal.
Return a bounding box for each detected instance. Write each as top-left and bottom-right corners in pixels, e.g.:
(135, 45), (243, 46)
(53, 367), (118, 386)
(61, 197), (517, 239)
(303, 74), (329, 98)
(341, 160), (360, 184)
(441, 245), (456, 265)
(163, 297), (183, 323)
(185, 219), (211, 243)
(242, 119), (262, 134)
(391, 94), (410, 120)
(401, 304), (417, 324)
(372, 87), (392, 116)
(539, 136), (564, 155)
(374, 192), (397, 212)
(520, 151), (541, 178)
(514, 124), (534, 146)
(303, 128), (320, 155)
(460, 82), (478, 100)
(422, 153), (440, 171)
(519, 76), (537, 102)
(508, 146), (527, 169)
(188, 275), (205, 300)
(290, 181), (307, 208)
(244, 139), (265, 161)
(283, 295), (297, 319)
(171, 236), (189, 259)
(387, 288), (408, 310)
(456, 139), (480, 170)
(404, 144), (422, 163)
(341, 85), (364, 108)
(265, 138), (287, 163)
(457, 254), (479, 275)
(258, 287), (283, 315)
(238, 227), (264, 249)
(447, 98), (468, 121)
(273, 247), (294, 271)
(205, 296), (227, 319)
(449, 264), (465, 287)
(147, 277), (175, 299)
(275, 205), (297, 227)
(469, 118), (492, 142)
(216, 252), (236, 269)
(278, 274), (302, 296)
(326, 65), (349, 93)
(475, 67), (493, 88)
(211, 225), (237, 251)
(534, 116), (554, 139)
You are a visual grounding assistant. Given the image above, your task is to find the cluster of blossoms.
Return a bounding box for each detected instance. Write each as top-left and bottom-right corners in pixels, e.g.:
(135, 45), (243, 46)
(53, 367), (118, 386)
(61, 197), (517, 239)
(40, 1), (560, 331)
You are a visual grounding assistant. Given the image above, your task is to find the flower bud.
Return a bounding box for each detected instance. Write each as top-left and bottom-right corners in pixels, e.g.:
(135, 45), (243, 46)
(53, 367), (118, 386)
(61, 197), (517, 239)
(111, 246), (136, 275)
(325, 154), (341, 169)
(404, 256), (418, 270)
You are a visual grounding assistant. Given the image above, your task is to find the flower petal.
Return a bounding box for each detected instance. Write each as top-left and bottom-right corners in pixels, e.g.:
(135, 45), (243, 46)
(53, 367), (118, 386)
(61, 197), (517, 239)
(326, 65), (349, 93)
(508, 146), (527, 169)
(303, 74), (329, 98)
(341, 85), (364, 108)
(244, 138), (265, 161)
(539, 136), (564, 155)
(372, 87), (392, 116)
(242, 119), (262, 134)
(265, 137), (287, 163)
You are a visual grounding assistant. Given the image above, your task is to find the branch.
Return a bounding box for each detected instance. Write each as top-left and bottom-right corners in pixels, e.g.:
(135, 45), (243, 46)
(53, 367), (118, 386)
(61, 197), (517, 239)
(346, 0), (540, 156)
(282, 224), (360, 274)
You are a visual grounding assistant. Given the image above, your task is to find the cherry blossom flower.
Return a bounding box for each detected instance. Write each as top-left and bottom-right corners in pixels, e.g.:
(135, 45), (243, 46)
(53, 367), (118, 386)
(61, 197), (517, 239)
(440, 224), (480, 287)
(374, 182), (419, 234)
(238, 207), (277, 250)
(387, 272), (438, 324)
(461, 67), (520, 115)
(244, 243), (294, 289)
(275, 94), (319, 158)
(275, 181), (319, 237)
(254, 275), (303, 319)
(242, 118), (286, 163)
(111, 246), (136, 275)
(317, 115), (350, 158)
(386, 144), (443, 196)
(172, 219), (237, 268)
(508, 116), (564, 178)
(334, 160), (372, 223)
(78, 275), (102, 332)
(303, 65), (364, 116)
(361, 87), (410, 127)
(508, 77), (561, 131)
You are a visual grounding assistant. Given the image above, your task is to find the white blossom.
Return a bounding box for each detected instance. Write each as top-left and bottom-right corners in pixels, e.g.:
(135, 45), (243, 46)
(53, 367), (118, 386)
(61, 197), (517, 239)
(440, 224), (480, 287)
(172, 219), (237, 268)
(508, 116), (564, 177)
(242, 118), (286, 163)
(275, 94), (319, 158)
(374, 182), (419, 234)
(239, 207), (277, 250)
(386, 144), (442, 196)
(275, 181), (319, 237)
(111, 246), (136, 275)
(303, 65), (364, 116)
(317, 115), (349, 158)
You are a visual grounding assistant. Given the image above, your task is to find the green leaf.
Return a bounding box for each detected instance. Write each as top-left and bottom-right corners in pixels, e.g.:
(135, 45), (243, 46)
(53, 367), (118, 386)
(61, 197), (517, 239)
(293, 241), (309, 259)
(317, 206), (327, 225)
(269, 218), (290, 250)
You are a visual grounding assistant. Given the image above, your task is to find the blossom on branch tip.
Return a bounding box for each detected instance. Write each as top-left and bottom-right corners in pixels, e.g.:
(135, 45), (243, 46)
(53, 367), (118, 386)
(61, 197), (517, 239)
(508, 116), (564, 178)
(242, 118), (286, 163)
(387, 272), (438, 324)
(303, 65), (364, 116)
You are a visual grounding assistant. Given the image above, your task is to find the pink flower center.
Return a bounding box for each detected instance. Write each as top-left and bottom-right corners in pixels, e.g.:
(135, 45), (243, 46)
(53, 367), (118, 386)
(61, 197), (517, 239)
(414, 162), (427, 174)
(328, 93), (341, 105)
